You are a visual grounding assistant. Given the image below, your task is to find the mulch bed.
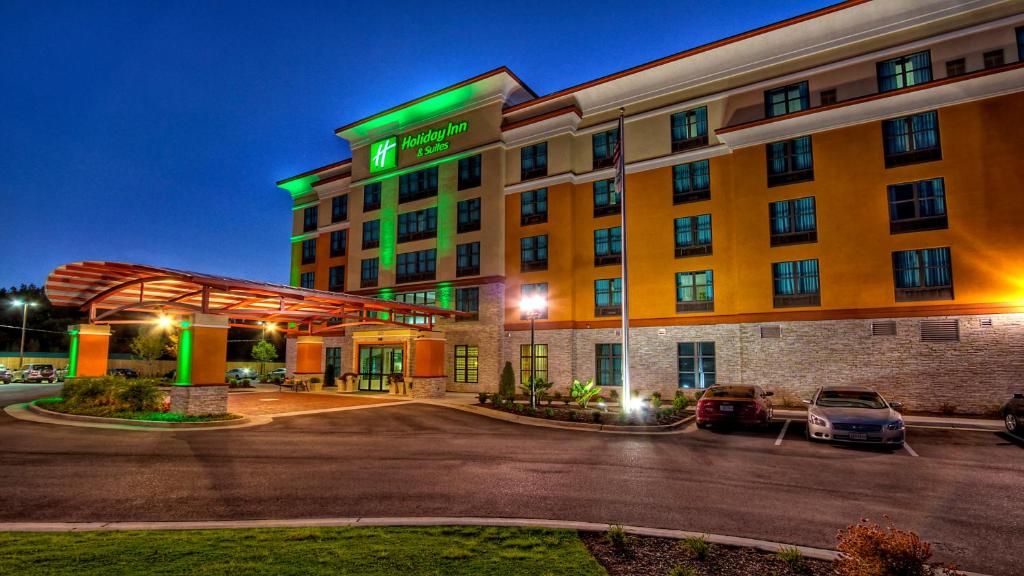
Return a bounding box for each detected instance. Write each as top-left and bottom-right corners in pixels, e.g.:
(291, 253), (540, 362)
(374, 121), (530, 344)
(479, 402), (688, 426)
(581, 532), (834, 576)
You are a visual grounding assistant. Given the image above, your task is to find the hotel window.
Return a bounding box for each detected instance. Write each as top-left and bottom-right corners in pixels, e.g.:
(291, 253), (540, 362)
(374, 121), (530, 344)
(456, 242), (480, 277)
(883, 111), (941, 168)
(396, 249), (436, 283)
(983, 49), (1004, 69)
(359, 258), (378, 288)
(363, 182), (381, 212)
(888, 178), (948, 234)
(674, 214), (712, 257)
(458, 154), (482, 190)
(325, 347), (341, 378)
(893, 247), (953, 301)
(592, 128), (618, 169)
(302, 206), (318, 232)
(521, 142), (548, 180)
(329, 229), (347, 257)
(301, 239), (316, 264)
(945, 58), (966, 77)
(520, 235), (548, 272)
(673, 159), (710, 204)
(594, 226), (622, 266)
(520, 283), (548, 319)
(678, 342), (716, 389)
(520, 343), (548, 384)
(331, 194), (348, 223)
(764, 81), (809, 118)
(676, 270), (714, 313)
(299, 271), (315, 289)
(593, 179), (620, 217)
(877, 50), (932, 92)
(399, 166), (438, 203)
(767, 136), (813, 186)
(391, 291), (437, 325)
(456, 287), (479, 321)
(457, 197), (481, 233)
(819, 88), (837, 106)
(595, 344), (622, 387)
(328, 265), (345, 292)
(362, 219), (380, 249)
(769, 197), (817, 246)
(454, 345), (479, 383)
(521, 188), (548, 226)
(772, 259), (820, 308)
(1018, 26), (1024, 60)
(670, 106), (708, 151)
(397, 207), (437, 243)
(594, 278), (622, 317)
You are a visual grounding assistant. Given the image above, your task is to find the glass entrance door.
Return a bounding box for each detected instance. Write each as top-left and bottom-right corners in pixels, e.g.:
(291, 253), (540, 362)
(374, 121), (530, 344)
(358, 346), (404, 391)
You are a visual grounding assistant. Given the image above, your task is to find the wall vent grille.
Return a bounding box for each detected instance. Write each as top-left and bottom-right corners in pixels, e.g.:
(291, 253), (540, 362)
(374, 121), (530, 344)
(920, 319), (959, 342)
(871, 320), (897, 336)
(760, 325), (782, 339)
(979, 318), (993, 327)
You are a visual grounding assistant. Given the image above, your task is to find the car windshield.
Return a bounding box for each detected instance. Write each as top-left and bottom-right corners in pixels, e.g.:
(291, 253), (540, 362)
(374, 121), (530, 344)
(816, 390), (886, 409)
(705, 386), (755, 399)
(35, 364), (53, 370)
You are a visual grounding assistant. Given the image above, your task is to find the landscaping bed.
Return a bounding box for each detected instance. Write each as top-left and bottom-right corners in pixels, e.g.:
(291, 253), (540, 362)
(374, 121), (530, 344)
(479, 400), (689, 427)
(35, 397), (240, 423)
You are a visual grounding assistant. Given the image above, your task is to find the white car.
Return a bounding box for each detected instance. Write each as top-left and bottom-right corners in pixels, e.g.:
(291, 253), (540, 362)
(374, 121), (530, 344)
(225, 367), (256, 381)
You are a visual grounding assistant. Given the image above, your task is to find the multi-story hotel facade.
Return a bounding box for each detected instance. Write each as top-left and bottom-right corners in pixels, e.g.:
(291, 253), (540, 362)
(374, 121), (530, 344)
(278, 0), (1024, 412)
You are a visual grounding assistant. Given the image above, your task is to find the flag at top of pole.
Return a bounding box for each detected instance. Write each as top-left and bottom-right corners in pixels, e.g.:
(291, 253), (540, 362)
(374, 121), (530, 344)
(613, 108), (632, 411)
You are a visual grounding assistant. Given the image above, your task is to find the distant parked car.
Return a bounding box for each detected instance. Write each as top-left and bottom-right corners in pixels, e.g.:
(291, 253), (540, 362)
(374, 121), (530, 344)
(14, 363), (56, 383)
(0, 365), (11, 384)
(163, 368), (176, 381)
(107, 367), (139, 379)
(226, 367), (256, 381)
(1001, 392), (1023, 436)
(268, 367), (287, 379)
(54, 366), (68, 382)
(695, 385), (774, 429)
(804, 386), (904, 447)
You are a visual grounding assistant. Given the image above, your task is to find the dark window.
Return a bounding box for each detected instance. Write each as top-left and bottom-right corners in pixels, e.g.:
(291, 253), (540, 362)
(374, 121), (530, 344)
(883, 111), (941, 167)
(301, 238), (316, 264)
(325, 347), (341, 378)
(519, 283), (548, 320)
(593, 179), (620, 217)
(678, 342), (716, 389)
(767, 136), (814, 186)
(594, 278), (622, 316)
(395, 249), (436, 283)
(945, 58), (966, 77)
(303, 206), (318, 232)
(360, 258), (378, 288)
(592, 128), (618, 169)
(769, 197), (817, 246)
(594, 227), (622, 266)
(454, 345), (479, 383)
(363, 182), (381, 212)
(893, 247), (953, 301)
(674, 214), (712, 257)
(520, 188), (548, 225)
(399, 167), (438, 203)
(457, 197), (481, 233)
(521, 142), (548, 180)
(671, 106), (708, 151)
(1018, 26), (1024, 61)
(456, 242), (480, 277)
(877, 50), (932, 92)
(300, 271), (315, 289)
(983, 49), (1004, 69)
(331, 194), (348, 223)
(329, 230), (347, 257)
(328, 265), (345, 292)
(765, 82), (809, 117)
(772, 259), (820, 307)
(676, 270), (714, 312)
(673, 159), (711, 203)
(458, 154), (482, 190)
(362, 220), (380, 249)
(595, 343), (622, 387)
(520, 235), (548, 272)
(520, 343), (548, 384)
(397, 207), (437, 243)
(456, 287), (479, 321)
(888, 178), (948, 234)
(820, 88), (838, 106)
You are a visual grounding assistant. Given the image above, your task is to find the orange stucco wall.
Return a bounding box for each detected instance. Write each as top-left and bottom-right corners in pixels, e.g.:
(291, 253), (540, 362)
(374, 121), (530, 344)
(189, 326), (228, 385)
(413, 339), (445, 377)
(296, 338), (324, 374)
(76, 333), (110, 377)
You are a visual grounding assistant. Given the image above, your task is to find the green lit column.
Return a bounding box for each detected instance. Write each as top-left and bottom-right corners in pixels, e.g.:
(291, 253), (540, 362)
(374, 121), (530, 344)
(66, 329), (79, 378)
(65, 324), (111, 378)
(175, 320), (193, 385)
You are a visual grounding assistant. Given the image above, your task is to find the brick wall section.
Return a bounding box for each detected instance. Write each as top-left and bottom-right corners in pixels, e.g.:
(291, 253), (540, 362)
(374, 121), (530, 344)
(502, 328), (575, 394)
(410, 376), (446, 398)
(438, 282), (505, 393)
(169, 385), (229, 416)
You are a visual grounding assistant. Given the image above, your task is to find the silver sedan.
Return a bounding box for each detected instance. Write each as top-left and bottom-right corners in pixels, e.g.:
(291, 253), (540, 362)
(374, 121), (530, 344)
(804, 386), (905, 447)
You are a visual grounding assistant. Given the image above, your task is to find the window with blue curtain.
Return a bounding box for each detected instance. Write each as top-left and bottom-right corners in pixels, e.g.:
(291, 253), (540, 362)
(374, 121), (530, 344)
(769, 197), (817, 245)
(671, 107), (708, 151)
(877, 51), (932, 92)
(594, 227), (622, 265)
(458, 154), (482, 190)
(363, 182), (381, 211)
(767, 136), (814, 185)
(893, 247), (952, 290)
(592, 129), (618, 168)
(301, 239), (316, 264)
(397, 207), (437, 242)
(594, 278), (622, 315)
(596, 343), (623, 387)
(300, 271), (315, 289)
(360, 258), (378, 288)
(883, 111), (941, 167)
(764, 82), (809, 117)
(457, 197), (481, 233)
(678, 342), (716, 389)
(673, 159), (711, 203)
(676, 271), (713, 303)
(674, 214), (712, 257)
(521, 188), (548, 225)
(331, 194), (348, 223)
(772, 259), (820, 307)
(456, 242), (480, 277)
(396, 249), (436, 283)
(362, 219), (380, 249)
(328, 265), (345, 292)
(593, 179), (620, 216)
(888, 178), (948, 233)
(456, 287), (480, 319)
(303, 206), (318, 232)
(520, 235), (548, 271)
(521, 142), (548, 180)
(330, 230), (347, 257)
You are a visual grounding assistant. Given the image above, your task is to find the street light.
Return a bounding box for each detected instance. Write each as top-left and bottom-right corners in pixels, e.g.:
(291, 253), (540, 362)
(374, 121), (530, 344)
(10, 299), (37, 369)
(519, 294), (547, 409)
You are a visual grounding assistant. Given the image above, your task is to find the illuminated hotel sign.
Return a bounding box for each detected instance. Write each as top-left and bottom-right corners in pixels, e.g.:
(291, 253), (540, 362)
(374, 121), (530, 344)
(369, 119), (470, 172)
(369, 136), (398, 174)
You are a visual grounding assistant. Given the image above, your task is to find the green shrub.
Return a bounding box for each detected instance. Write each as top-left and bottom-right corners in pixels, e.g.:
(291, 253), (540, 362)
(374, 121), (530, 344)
(115, 379), (163, 412)
(499, 361), (516, 400)
(477, 392), (488, 404)
(489, 393), (502, 406)
(650, 391), (663, 409)
(776, 546), (803, 570)
(681, 535), (712, 560)
(60, 376), (164, 415)
(606, 525), (629, 550)
(570, 378), (602, 409)
(544, 407), (554, 418)
(668, 567), (697, 576)
(673, 392), (691, 411)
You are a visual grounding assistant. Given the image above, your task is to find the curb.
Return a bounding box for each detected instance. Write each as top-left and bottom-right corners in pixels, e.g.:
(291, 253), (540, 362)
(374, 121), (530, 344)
(26, 401), (250, 429)
(419, 401), (694, 434)
(4, 402), (272, 432)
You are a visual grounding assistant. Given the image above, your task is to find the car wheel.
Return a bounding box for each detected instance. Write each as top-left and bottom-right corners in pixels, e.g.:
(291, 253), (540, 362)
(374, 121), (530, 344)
(1006, 413), (1019, 434)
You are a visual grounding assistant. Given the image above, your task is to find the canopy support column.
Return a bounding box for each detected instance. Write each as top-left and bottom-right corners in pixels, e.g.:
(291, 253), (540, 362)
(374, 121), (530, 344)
(170, 313), (229, 416)
(66, 324), (111, 379)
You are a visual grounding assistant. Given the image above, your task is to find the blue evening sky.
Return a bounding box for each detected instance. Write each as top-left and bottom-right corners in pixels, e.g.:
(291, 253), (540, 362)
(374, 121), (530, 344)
(0, 0), (834, 288)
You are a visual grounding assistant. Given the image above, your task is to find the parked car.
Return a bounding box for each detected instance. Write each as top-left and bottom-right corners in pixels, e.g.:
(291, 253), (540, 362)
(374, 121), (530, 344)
(107, 367), (139, 379)
(695, 385), (774, 429)
(163, 368), (176, 381)
(0, 365), (11, 384)
(226, 367), (256, 381)
(54, 366), (68, 382)
(14, 363), (56, 383)
(804, 386), (904, 447)
(1001, 392), (1023, 436)
(268, 367), (287, 379)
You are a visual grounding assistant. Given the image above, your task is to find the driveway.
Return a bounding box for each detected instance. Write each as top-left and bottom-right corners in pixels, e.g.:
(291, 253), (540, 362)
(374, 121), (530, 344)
(0, 397), (1020, 575)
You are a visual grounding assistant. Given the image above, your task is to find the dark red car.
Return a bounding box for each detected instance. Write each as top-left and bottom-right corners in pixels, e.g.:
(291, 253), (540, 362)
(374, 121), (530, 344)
(695, 385), (774, 429)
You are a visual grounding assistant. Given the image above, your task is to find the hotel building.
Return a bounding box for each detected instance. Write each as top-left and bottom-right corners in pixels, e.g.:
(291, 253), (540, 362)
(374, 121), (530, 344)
(278, 0), (1024, 412)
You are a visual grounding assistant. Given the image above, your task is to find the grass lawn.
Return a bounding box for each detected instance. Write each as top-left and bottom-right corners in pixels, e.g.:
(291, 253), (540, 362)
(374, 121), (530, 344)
(0, 526), (608, 576)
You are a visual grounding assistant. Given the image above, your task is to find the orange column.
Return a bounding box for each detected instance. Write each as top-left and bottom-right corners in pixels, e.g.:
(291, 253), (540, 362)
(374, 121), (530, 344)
(176, 313), (229, 385)
(67, 324), (110, 378)
(413, 338), (445, 378)
(295, 335), (323, 375)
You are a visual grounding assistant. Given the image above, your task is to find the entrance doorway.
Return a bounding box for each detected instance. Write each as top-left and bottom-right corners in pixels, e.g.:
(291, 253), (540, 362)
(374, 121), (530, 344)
(358, 345), (403, 391)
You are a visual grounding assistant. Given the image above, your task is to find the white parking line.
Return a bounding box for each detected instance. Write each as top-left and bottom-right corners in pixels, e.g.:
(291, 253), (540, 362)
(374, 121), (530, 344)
(774, 419), (791, 446)
(903, 441), (919, 457)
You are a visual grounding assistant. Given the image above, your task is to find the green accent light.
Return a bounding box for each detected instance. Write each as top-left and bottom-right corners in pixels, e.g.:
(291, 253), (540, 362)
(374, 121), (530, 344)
(278, 174), (321, 199)
(378, 184), (397, 271)
(400, 120), (469, 159)
(290, 232), (318, 242)
(342, 82), (480, 139)
(435, 181), (455, 260)
(66, 330), (80, 378)
(369, 136), (398, 173)
(291, 199), (319, 211)
(355, 146), (485, 187)
(175, 321), (193, 386)
(436, 282), (454, 310)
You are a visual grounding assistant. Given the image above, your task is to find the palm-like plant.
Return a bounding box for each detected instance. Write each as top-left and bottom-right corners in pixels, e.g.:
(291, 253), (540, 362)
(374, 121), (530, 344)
(570, 378), (602, 409)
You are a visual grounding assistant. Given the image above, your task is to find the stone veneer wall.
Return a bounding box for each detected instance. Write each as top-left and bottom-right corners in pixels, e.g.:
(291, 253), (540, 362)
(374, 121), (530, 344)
(169, 385), (229, 416)
(438, 282), (505, 393)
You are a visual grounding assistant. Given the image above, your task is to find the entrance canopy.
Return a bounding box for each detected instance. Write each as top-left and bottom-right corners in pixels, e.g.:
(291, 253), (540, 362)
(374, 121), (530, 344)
(45, 261), (457, 334)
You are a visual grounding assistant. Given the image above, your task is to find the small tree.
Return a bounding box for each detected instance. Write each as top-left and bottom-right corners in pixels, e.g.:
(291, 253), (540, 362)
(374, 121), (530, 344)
(164, 332), (179, 359)
(251, 340), (278, 377)
(499, 361), (516, 400)
(129, 332), (166, 376)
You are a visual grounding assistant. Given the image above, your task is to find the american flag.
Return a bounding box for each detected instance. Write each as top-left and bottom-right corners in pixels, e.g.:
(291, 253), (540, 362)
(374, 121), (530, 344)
(613, 113), (625, 199)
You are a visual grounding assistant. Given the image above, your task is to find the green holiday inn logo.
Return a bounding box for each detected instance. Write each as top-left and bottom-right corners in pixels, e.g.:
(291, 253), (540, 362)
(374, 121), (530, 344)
(369, 136), (398, 174)
(401, 120), (469, 158)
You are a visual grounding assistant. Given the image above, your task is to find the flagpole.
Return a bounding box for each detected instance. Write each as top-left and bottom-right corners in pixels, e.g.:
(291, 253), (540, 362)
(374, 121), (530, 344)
(616, 108), (632, 412)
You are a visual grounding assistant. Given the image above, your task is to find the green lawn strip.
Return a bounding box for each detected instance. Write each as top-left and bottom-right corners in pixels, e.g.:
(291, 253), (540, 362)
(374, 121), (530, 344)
(0, 526), (608, 576)
(34, 398), (240, 423)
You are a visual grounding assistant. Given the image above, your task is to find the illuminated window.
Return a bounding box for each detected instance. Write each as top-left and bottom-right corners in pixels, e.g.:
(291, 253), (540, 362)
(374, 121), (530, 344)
(520, 343), (548, 384)
(678, 342), (715, 389)
(676, 271), (714, 313)
(454, 345), (479, 383)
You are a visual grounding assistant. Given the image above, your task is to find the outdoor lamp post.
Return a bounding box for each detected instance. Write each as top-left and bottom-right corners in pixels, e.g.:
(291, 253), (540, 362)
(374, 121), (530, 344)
(10, 299), (37, 369)
(518, 294), (547, 409)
